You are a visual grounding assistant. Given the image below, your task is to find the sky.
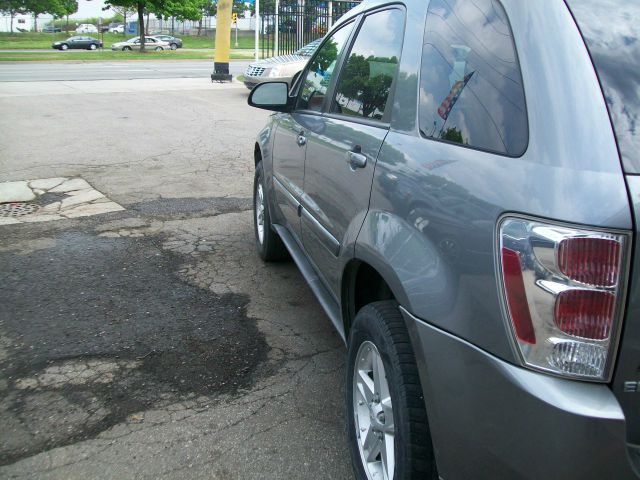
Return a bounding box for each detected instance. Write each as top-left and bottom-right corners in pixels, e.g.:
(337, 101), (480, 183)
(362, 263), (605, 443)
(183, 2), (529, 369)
(74, 1), (111, 19)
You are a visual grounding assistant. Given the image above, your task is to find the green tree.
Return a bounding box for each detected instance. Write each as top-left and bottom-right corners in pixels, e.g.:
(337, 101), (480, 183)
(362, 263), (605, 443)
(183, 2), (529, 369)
(24, 0), (66, 31)
(440, 127), (465, 145)
(338, 54), (397, 118)
(105, 0), (207, 51)
(0, 0), (26, 33)
(57, 0), (77, 33)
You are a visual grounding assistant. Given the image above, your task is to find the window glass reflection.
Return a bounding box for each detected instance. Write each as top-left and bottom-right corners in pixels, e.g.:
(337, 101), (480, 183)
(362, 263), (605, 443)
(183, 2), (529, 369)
(333, 9), (404, 121)
(419, 0), (528, 156)
(297, 23), (353, 112)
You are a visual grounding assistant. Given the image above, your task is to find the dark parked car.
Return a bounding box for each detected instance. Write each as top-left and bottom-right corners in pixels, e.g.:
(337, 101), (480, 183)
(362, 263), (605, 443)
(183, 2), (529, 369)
(247, 0), (640, 478)
(151, 35), (182, 50)
(52, 36), (103, 51)
(43, 24), (62, 33)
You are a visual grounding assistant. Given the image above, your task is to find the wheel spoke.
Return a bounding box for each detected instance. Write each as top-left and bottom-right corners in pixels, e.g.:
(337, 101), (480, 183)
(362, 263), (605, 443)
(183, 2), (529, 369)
(357, 369), (375, 404)
(381, 432), (395, 480)
(362, 427), (382, 463)
(373, 354), (389, 400)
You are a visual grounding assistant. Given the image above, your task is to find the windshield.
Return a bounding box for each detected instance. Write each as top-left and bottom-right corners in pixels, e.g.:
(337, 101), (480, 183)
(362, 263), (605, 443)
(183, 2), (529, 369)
(566, 0), (640, 173)
(294, 39), (322, 56)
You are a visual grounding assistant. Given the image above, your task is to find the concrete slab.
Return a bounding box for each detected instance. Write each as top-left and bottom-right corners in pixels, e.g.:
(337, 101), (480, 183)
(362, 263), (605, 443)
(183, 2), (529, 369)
(49, 178), (92, 193)
(28, 177), (66, 191)
(0, 181), (35, 202)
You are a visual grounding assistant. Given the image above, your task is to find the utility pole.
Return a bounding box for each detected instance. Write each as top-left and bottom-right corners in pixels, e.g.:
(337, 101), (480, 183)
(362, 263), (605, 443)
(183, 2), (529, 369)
(211, 0), (233, 82)
(254, 0), (260, 61)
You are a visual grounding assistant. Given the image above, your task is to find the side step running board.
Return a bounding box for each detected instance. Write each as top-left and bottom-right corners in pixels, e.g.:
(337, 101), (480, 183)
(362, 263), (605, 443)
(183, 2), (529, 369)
(272, 224), (345, 343)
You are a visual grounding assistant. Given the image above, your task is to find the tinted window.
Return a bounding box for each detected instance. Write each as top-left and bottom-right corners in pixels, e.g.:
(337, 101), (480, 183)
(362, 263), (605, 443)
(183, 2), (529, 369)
(297, 23), (353, 112)
(333, 9), (404, 121)
(566, 0), (640, 173)
(419, 0), (527, 156)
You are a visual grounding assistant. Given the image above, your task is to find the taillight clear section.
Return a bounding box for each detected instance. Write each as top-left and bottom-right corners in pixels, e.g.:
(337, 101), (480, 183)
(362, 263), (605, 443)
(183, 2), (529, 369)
(499, 217), (629, 381)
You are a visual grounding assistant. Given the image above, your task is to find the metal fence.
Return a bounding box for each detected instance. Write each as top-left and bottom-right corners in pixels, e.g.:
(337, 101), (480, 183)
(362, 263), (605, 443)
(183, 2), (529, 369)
(260, 0), (361, 58)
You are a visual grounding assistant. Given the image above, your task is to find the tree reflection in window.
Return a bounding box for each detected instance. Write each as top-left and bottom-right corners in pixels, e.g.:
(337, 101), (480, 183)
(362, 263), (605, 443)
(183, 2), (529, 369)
(298, 24), (352, 112)
(333, 9), (405, 121)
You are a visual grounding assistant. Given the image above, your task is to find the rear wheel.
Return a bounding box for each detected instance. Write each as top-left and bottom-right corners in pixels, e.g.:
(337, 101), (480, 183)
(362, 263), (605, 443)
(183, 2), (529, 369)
(89, 44), (97, 50)
(123, 46), (131, 51)
(155, 46), (163, 51)
(347, 301), (437, 480)
(253, 161), (289, 262)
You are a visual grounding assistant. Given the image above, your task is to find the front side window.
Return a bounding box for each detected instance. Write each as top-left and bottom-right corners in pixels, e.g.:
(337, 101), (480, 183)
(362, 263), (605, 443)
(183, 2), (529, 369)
(333, 9), (405, 121)
(419, 0), (528, 156)
(297, 23), (353, 112)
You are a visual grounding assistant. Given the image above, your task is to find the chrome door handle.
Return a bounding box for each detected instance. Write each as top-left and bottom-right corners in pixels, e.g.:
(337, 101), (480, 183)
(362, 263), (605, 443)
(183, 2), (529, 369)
(347, 150), (367, 170)
(297, 131), (306, 147)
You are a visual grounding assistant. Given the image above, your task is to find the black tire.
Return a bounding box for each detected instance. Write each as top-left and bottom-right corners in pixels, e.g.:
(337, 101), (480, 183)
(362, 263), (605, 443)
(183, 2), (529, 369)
(123, 46), (131, 51)
(347, 301), (437, 480)
(155, 46), (163, 51)
(170, 43), (178, 50)
(61, 44), (68, 51)
(89, 43), (97, 50)
(253, 161), (289, 262)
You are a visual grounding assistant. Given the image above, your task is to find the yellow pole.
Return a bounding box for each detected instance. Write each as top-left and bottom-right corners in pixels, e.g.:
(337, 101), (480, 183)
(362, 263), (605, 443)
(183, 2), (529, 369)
(211, 0), (233, 82)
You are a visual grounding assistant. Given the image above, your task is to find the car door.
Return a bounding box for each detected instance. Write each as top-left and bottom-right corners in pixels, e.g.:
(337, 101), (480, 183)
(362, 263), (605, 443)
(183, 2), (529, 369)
(300, 7), (406, 291)
(270, 21), (355, 243)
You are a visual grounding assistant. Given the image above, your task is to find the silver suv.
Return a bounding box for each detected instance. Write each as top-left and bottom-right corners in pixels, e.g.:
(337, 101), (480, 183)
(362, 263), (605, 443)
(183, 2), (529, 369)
(248, 0), (640, 478)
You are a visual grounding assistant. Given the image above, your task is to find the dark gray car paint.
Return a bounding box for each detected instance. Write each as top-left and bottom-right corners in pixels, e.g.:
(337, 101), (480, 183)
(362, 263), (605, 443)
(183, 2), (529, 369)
(253, 0), (638, 477)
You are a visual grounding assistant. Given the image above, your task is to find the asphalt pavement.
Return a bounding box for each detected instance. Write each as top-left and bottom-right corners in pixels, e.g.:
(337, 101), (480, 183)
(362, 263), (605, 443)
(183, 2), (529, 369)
(0, 66), (353, 479)
(0, 60), (252, 82)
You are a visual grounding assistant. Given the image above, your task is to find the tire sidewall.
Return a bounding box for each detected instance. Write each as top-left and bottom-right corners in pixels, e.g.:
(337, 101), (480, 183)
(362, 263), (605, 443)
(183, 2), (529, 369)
(346, 307), (413, 480)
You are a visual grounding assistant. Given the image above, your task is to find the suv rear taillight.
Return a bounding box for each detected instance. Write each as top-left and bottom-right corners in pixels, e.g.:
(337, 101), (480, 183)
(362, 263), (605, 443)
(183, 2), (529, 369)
(498, 217), (630, 381)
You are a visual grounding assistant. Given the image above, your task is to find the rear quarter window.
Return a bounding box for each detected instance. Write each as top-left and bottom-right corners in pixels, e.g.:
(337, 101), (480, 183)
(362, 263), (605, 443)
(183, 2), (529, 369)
(419, 0), (528, 156)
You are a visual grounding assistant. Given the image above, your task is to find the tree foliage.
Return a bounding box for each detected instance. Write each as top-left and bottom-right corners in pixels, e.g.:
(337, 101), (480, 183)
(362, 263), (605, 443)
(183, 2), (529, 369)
(338, 54), (397, 118)
(105, 0), (207, 50)
(0, 0), (25, 32)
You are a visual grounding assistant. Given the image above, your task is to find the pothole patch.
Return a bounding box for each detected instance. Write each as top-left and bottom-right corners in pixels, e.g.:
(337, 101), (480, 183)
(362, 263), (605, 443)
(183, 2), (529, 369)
(0, 177), (124, 226)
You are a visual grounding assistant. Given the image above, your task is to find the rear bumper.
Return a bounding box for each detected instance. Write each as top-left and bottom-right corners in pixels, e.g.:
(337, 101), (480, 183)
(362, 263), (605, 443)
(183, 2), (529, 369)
(401, 307), (640, 479)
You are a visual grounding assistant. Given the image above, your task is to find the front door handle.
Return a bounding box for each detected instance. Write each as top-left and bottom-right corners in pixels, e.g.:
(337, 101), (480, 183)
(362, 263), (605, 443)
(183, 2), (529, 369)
(347, 148), (367, 170)
(297, 131), (306, 147)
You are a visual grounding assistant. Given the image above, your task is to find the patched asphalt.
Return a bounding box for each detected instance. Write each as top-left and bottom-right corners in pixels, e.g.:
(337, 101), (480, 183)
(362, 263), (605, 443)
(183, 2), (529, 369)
(0, 220), (268, 465)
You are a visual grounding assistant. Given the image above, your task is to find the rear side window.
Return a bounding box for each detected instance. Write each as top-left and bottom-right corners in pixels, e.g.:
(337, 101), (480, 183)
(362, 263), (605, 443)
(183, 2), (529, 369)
(332, 9), (405, 121)
(419, 0), (527, 156)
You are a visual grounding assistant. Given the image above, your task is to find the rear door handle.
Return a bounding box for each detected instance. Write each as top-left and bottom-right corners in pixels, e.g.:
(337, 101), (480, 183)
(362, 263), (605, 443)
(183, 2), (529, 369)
(346, 148), (367, 170)
(297, 130), (306, 147)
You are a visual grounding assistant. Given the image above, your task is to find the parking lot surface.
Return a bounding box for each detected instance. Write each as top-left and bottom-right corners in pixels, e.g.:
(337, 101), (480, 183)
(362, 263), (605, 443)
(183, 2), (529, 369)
(0, 68), (353, 479)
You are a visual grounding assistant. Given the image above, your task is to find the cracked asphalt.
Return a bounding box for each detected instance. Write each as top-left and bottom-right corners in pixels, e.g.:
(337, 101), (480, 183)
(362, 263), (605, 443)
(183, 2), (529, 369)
(0, 74), (353, 479)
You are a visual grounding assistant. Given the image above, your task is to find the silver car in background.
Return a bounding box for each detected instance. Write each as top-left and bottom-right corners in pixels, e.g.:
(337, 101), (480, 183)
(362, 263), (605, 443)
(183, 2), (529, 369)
(111, 36), (171, 51)
(243, 39), (321, 90)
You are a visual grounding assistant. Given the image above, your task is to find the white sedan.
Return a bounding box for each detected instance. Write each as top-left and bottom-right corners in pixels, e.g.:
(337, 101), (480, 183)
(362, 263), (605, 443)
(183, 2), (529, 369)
(111, 36), (171, 51)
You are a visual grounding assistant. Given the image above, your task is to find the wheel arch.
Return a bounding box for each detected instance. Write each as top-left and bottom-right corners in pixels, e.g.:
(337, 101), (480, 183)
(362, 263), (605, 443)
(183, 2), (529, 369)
(341, 257), (409, 337)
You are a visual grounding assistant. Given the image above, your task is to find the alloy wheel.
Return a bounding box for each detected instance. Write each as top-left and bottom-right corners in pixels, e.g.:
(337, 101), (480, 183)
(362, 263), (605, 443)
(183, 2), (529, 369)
(353, 341), (395, 480)
(255, 183), (265, 245)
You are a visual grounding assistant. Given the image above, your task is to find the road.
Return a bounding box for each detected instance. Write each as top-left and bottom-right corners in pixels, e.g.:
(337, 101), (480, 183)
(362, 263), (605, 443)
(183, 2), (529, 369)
(0, 65), (353, 479)
(0, 60), (253, 82)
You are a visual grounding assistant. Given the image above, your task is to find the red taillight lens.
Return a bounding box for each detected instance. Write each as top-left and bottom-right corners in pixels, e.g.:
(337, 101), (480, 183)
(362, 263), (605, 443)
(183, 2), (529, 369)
(557, 237), (621, 287)
(501, 247), (536, 344)
(554, 290), (615, 340)
(500, 217), (628, 381)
